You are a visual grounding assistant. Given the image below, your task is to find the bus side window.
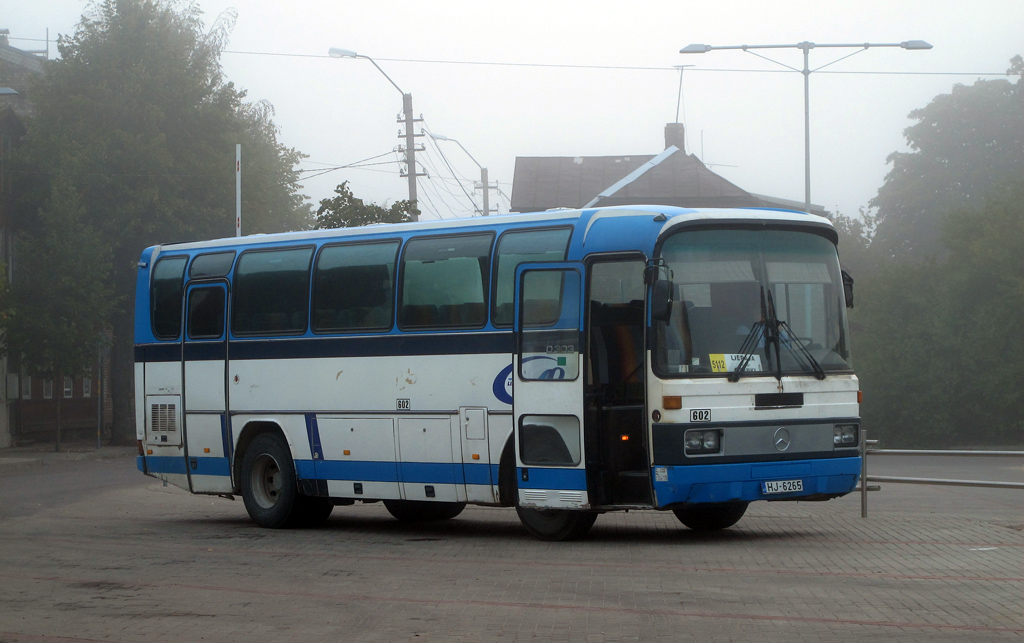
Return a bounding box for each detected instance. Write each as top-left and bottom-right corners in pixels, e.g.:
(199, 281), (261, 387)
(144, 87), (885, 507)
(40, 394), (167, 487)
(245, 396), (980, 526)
(399, 233), (493, 330)
(312, 240), (399, 333)
(231, 247), (313, 336)
(492, 227), (572, 327)
(151, 255), (188, 340)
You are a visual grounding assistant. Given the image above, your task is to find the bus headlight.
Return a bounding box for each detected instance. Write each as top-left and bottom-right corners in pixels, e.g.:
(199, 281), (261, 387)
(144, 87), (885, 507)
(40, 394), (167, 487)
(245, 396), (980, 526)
(684, 429), (722, 455)
(833, 424), (858, 448)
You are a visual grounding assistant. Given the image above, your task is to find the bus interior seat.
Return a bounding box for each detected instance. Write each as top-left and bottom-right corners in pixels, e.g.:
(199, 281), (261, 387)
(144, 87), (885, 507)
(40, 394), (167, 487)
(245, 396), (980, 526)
(522, 299), (561, 324)
(401, 304), (440, 327)
(589, 300), (644, 401)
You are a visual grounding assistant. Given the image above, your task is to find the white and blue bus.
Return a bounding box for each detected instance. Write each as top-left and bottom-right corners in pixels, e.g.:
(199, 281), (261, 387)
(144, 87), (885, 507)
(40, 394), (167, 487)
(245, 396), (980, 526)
(135, 204), (860, 540)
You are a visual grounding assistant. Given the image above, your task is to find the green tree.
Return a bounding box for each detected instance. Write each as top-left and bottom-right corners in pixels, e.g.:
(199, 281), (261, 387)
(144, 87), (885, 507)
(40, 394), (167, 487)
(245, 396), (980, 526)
(829, 208), (877, 280)
(2, 179), (115, 450)
(12, 0), (311, 444)
(855, 177), (1024, 447)
(870, 55), (1023, 260)
(315, 181), (418, 229)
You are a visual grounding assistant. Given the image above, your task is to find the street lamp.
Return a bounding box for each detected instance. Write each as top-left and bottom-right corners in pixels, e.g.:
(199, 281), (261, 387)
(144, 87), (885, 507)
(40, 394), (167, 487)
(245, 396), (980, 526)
(427, 132), (494, 216)
(328, 47), (421, 220)
(681, 40), (932, 213)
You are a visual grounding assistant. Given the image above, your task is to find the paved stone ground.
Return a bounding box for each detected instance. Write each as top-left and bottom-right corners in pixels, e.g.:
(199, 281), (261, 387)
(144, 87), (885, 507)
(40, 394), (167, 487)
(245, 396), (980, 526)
(0, 451), (1020, 642)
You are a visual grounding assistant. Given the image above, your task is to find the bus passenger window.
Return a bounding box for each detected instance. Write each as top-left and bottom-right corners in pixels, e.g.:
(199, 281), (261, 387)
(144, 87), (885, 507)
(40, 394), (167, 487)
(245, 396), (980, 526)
(399, 234), (493, 329)
(492, 227), (571, 326)
(313, 241), (399, 332)
(151, 256), (188, 340)
(231, 247), (313, 336)
(187, 287), (225, 339)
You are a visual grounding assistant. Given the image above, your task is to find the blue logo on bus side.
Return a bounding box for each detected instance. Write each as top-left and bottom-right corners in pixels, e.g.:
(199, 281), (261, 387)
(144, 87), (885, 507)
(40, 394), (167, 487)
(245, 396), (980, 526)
(492, 357), (567, 405)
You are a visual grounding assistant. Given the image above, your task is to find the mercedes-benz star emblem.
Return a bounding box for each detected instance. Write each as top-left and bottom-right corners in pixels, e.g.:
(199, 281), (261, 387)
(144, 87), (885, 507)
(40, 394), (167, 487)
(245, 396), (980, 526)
(773, 428), (791, 452)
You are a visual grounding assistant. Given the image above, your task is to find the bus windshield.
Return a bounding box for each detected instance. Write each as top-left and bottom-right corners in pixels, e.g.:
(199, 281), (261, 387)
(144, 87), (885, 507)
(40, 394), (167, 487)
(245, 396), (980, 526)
(654, 227), (852, 377)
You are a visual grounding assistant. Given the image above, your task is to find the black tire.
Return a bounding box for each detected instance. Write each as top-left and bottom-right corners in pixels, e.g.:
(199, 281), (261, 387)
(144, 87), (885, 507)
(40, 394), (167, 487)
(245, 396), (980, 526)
(673, 502), (748, 531)
(515, 506), (597, 541)
(296, 497), (335, 528)
(383, 500), (466, 522)
(240, 432), (302, 528)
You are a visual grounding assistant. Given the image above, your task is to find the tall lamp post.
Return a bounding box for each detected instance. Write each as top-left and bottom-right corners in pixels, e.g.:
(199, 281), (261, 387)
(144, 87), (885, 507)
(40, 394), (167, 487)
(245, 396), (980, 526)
(427, 132), (494, 216)
(680, 40), (932, 213)
(329, 47), (421, 220)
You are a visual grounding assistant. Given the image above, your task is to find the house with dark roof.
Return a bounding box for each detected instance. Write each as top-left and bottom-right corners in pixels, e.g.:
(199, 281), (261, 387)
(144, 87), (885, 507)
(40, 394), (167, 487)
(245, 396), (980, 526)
(510, 123), (827, 216)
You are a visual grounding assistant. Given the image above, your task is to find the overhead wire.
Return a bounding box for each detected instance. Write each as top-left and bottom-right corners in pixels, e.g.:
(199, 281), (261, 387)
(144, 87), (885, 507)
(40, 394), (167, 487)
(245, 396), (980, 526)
(222, 49), (1018, 77)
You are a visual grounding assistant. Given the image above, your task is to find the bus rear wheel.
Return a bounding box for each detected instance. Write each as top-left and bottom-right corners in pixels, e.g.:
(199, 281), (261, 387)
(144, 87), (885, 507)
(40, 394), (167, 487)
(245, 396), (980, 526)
(383, 500), (466, 522)
(515, 506), (597, 541)
(240, 433), (302, 528)
(673, 502), (748, 531)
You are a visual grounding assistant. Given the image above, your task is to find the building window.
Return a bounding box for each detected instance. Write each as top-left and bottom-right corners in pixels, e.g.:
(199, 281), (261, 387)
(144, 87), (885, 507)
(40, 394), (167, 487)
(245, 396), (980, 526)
(64, 376), (74, 398)
(43, 378), (53, 399)
(83, 368), (92, 398)
(21, 375), (30, 400)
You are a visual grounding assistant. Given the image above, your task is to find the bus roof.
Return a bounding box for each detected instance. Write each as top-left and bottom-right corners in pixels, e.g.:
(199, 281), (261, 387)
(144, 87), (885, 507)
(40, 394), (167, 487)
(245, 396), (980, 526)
(143, 205), (834, 256)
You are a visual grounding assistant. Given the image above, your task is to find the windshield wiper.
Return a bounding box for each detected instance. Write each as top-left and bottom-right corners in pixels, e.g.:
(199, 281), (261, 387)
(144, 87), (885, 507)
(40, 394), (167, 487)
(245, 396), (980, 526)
(727, 320), (765, 382)
(776, 319), (827, 380)
(728, 287), (769, 383)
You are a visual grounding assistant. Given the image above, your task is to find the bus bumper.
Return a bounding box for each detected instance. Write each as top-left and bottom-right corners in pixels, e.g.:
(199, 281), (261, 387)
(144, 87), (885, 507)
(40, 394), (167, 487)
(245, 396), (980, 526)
(650, 456), (861, 508)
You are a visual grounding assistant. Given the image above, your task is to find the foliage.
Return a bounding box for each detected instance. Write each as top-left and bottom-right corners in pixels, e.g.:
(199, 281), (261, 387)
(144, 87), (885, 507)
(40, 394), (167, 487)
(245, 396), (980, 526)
(855, 177), (1024, 447)
(828, 208), (877, 279)
(1, 177), (115, 377)
(315, 181), (418, 229)
(869, 55), (1023, 260)
(11, 0), (312, 442)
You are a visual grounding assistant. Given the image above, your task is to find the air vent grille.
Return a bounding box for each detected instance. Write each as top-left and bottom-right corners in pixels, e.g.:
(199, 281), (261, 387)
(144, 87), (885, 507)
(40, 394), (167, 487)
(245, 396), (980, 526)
(754, 393), (804, 408)
(151, 403), (178, 432)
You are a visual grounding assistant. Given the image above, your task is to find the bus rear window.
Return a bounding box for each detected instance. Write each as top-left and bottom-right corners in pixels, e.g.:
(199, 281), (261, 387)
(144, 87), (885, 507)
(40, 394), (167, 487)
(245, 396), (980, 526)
(400, 233), (492, 329)
(151, 256), (188, 340)
(232, 247), (313, 336)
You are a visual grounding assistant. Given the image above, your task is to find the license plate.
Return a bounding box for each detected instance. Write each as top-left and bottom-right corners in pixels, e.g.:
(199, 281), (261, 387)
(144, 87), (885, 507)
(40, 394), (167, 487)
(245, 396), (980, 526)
(762, 479), (803, 494)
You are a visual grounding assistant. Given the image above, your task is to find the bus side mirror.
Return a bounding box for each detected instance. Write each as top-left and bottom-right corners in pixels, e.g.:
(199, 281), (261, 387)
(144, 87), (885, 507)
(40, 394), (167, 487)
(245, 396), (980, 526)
(651, 279), (673, 322)
(842, 270), (854, 309)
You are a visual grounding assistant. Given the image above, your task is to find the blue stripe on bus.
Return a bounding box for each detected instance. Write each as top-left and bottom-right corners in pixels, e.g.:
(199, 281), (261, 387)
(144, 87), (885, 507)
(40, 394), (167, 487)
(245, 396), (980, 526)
(304, 414), (323, 462)
(516, 467), (588, 491)
(142, 455), (230, 477)
(140, 455), (498, 487)
(136, 331), (514, 363)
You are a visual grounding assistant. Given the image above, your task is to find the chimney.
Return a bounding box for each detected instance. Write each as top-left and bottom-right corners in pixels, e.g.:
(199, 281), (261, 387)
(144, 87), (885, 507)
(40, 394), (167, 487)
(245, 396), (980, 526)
(664, 122), (686, 152)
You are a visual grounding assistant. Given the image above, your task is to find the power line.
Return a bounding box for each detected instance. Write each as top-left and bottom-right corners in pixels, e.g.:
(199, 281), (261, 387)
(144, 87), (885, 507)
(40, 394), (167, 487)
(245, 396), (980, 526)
(222, 49), (1017, 77)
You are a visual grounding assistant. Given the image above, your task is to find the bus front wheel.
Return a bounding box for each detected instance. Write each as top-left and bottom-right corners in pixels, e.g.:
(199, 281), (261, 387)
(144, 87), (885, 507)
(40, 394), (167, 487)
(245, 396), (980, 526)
(672, 502), (748, 531)
(515, 506), (597, 541)
(240, 432), (302, 528)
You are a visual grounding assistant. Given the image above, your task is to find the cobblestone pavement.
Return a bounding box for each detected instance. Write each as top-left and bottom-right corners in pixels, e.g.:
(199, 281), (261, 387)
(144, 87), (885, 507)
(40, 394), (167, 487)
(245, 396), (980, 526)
(0, 453), (1020, 642)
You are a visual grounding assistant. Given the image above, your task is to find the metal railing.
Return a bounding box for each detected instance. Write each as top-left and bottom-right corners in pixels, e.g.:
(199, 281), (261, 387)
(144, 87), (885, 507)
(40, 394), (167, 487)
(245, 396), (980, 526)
(858, 429), (1024, 518)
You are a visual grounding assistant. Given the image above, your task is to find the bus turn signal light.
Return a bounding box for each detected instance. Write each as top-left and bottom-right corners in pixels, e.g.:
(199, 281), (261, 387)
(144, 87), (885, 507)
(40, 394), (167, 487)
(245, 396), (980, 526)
(858, 391), (863, 404)
(663, 396), (682, 410)
(621, 435), (629, 441)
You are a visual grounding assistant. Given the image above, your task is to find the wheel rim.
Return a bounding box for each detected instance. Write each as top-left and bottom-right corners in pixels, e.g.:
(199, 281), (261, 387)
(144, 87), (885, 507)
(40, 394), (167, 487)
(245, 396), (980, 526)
(249, 453), (283, 509)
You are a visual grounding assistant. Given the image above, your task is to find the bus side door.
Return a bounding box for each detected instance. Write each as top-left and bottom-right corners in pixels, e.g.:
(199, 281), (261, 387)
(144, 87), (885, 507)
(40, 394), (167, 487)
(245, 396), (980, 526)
(182, 281), (232, 493)
(513, 262), (589, 509)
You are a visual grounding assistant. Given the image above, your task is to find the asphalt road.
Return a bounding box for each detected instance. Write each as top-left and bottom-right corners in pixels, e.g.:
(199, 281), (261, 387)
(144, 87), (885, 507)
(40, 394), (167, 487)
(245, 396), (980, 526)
(0, 450), (1020, 642)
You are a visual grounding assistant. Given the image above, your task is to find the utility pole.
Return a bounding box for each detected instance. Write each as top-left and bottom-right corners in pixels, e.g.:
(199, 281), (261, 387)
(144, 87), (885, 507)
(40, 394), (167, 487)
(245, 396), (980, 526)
(476, 167), (498, 216)
(400, 93), (425, 219)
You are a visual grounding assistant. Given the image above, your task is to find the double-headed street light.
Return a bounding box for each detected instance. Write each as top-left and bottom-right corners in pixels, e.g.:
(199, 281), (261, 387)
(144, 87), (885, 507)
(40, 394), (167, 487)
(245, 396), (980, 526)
(427, 132), (494, 216)
(329, 47), (421, 220)
(680, 40), (932, 213)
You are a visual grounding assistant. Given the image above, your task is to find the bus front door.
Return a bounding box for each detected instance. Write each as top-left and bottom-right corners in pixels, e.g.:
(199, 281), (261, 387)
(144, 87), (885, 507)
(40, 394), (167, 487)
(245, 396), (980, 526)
(181, 282), (232, 494)
(513, 263), (589, 509)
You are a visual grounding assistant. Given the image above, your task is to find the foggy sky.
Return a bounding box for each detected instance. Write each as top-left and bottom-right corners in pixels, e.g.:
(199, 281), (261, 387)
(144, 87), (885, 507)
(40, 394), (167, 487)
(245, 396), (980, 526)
(4, 0), (1022, 222)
